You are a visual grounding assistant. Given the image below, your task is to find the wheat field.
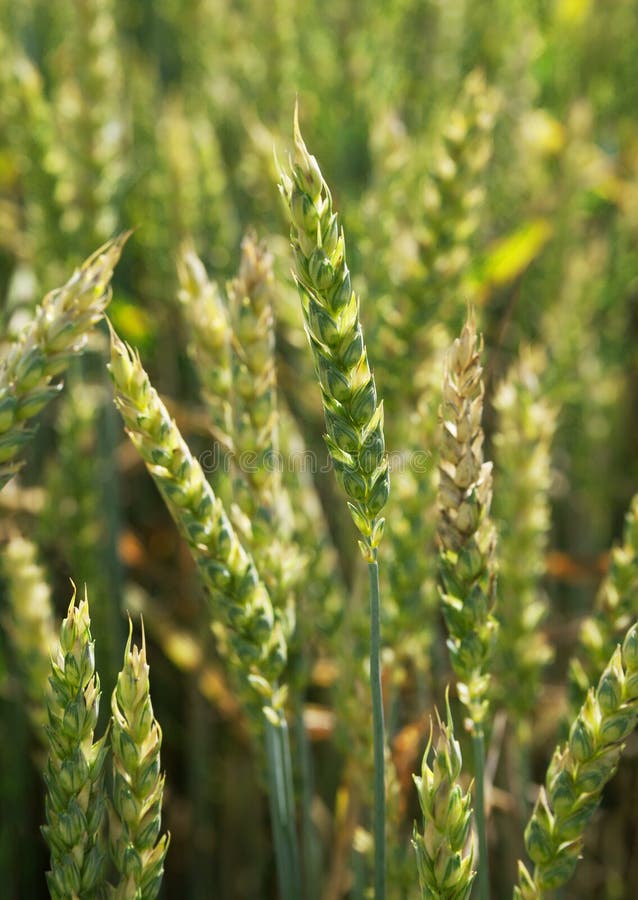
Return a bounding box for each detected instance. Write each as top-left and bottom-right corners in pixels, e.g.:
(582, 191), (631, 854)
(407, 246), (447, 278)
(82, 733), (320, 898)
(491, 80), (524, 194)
(2, 1), (638, 898)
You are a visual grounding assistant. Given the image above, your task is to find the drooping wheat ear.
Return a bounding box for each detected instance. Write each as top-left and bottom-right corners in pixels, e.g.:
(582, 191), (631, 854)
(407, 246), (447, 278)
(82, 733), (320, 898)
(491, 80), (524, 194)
(108, 327), (286, 692)
(437, 311), (498, 727)
(2, 534), (57, 738)
(177, 242), (233, 447)
(492, 348), (555, 742)
(0, 234), (127, 490)
(42, 587), (109, 899)
(279, 107), (389, 559)
(412, 697), (476, 900)
(515, 621), (638, 898)
(569, 494), (638, 713)
(109, 620), (169, 899)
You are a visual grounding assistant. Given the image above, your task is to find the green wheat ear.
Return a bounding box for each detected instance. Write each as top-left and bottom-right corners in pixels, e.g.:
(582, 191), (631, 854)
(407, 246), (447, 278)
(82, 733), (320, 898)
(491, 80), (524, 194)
(437, 310), (497, 727)
(515, 621), (638, 898)
(279, 105), (389, 560)
(109, 619), (169, 899)
(42, 586), (109, 899)
(0, 233), (128, 489)
(412, 695), (476, 900)
(107, 325), (286, 693)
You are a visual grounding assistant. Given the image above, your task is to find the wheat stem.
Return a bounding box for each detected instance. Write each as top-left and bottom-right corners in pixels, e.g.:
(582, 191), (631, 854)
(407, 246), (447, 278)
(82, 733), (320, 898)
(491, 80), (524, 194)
(368, 553), (386, 900)
(472, 727), (489, 900)
(265, 710), (302, 900)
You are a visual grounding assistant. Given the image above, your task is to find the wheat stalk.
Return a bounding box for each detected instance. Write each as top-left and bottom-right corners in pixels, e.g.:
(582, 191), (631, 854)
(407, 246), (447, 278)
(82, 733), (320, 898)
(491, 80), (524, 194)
(279, 106), (390, 899)
(42, 587), (109, 899)
(0, 234), (127, 489)
(515, 621), (638, 898)
(109, 621), (169, 899)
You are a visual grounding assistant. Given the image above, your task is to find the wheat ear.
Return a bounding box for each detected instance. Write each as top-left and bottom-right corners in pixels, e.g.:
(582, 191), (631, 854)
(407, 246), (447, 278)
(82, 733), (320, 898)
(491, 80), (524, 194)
(108, 327), (285, 689)
(412, 697), (476, 900)
(0, 234), (127, 489)
(42, 587), (109, 899)
(108, 327), (300, 899)
(493, 348), (555, 742)
(109, 620), (169, 899)
(279, 107), (389, 559)
(515, 621), (638, 897)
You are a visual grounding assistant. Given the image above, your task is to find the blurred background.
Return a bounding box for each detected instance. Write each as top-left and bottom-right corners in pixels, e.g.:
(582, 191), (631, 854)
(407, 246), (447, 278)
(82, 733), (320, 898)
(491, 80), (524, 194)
(1, 0), (638, 897)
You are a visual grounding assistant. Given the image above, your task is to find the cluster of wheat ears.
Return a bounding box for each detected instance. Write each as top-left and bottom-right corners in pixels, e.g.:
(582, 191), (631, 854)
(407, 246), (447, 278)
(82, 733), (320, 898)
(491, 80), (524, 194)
(2, 110), (638, 900)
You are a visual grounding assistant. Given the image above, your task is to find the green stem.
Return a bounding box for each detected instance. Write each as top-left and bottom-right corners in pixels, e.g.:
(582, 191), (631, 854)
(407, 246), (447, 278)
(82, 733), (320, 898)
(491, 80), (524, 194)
(368, 554), (386, 900)
(472, 727), (489, 900)
(265, 708), (302, 900)
(294, 698), (320, 899)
